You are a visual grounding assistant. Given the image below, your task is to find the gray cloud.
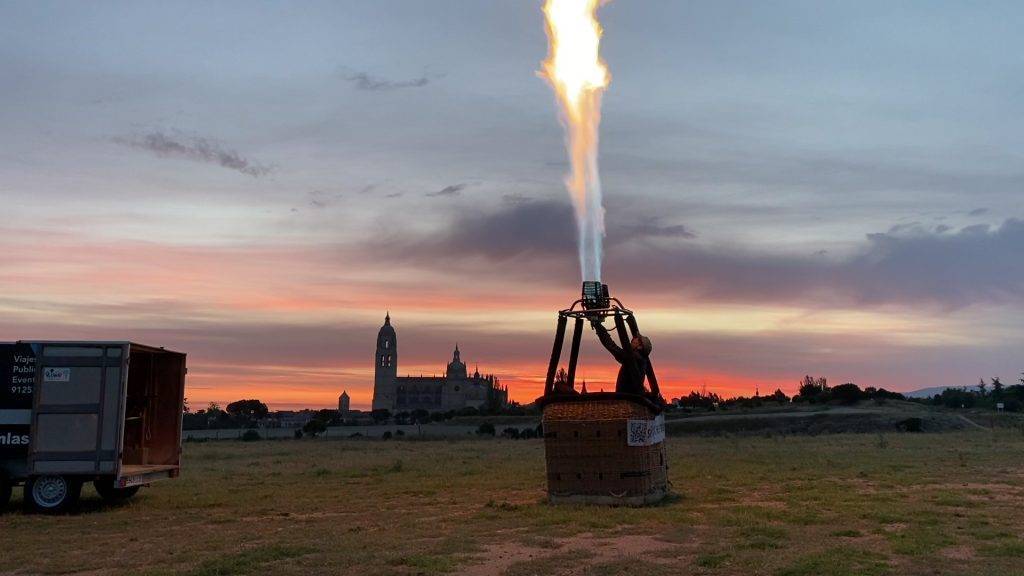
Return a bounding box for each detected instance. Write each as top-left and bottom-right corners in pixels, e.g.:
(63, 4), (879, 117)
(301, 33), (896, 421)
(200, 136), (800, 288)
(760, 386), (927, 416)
(374, 199), (698, 267)
(345, 71), (430, 91)
(114, 132), (270, 178)
(426, 183), (467, 198)
(306, 190), (343, 209)
(614, 216), (697, 240)
(501, 193), (532, 205)
(371, 198), (1024, 309)
(969, 208), (989, 216)
(608, 218), (1024, 309)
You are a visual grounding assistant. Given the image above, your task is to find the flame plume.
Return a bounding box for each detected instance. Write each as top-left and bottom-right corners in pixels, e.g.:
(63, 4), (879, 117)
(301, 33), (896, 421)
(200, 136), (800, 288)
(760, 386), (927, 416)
(540, 0), (610, 282)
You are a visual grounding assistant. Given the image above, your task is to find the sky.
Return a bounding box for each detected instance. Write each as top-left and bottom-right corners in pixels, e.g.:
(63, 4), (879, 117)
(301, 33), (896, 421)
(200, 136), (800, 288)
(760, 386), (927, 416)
(2, 1), (1022, 410)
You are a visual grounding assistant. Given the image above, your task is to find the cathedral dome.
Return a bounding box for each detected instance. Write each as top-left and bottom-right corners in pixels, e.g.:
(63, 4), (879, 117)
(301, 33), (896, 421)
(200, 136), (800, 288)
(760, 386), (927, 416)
(446, 344), (467, 379)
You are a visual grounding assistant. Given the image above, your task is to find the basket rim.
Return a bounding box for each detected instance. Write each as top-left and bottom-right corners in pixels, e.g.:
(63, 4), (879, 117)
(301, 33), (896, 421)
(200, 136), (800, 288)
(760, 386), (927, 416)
(535, 391), (665, 413)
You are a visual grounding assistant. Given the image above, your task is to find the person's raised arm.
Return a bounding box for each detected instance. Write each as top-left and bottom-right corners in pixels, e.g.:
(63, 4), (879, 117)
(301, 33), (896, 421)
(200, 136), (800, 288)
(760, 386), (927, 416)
(591, 318), (625, 360)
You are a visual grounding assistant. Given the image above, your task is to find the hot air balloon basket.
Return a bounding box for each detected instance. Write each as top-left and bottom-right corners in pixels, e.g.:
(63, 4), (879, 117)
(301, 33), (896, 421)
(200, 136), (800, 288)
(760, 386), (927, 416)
(540, 394), (668, 506)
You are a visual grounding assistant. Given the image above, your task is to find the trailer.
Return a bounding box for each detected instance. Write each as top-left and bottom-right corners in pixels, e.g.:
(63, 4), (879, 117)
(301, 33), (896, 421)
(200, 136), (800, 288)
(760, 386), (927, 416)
(0, 341), (186, 513)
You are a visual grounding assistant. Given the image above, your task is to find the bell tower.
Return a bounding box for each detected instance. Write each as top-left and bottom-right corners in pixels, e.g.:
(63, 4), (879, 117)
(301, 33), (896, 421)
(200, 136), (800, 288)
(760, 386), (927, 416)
(371, 312), (398, 411)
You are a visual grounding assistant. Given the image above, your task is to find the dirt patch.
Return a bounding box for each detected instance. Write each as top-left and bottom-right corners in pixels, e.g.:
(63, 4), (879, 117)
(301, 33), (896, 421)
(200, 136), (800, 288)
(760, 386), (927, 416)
(931, 482), (1024, 502)
(462, 532), (682, 576)
(940, 545), (976, 560)
(461, 540), (553, 576)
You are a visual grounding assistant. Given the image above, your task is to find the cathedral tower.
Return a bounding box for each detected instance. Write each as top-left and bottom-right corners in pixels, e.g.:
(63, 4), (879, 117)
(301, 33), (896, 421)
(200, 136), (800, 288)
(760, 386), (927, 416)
(371, 312), (398, 411)
(446, 343), (467, 379)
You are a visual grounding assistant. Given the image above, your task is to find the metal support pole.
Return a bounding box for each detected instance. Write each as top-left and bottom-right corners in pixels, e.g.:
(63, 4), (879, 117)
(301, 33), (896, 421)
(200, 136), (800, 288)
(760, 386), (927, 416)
(566, 317), (584, 389)
(543, 314), (568, 396)
(614, 311), (632, 352)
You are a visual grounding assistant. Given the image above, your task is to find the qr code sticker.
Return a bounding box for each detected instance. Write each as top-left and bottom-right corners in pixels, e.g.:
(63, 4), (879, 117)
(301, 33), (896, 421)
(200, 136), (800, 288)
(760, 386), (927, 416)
(627, 420), (651, 446)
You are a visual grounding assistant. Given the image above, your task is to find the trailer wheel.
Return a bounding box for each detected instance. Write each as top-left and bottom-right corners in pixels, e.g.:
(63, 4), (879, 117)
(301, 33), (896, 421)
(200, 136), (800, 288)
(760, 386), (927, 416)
(93, 478), (140, 502)
(0, 472), (11, 509)
(24, 475), (81, 514)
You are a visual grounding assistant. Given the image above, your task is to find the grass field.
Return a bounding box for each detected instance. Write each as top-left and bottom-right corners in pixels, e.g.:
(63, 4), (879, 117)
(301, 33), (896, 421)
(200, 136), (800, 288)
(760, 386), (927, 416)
(3, 431), (1024, 575)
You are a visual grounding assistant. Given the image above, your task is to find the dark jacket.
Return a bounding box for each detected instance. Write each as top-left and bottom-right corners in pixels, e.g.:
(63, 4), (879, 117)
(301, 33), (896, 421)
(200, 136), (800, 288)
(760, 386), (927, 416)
(594, 323), (649, 395)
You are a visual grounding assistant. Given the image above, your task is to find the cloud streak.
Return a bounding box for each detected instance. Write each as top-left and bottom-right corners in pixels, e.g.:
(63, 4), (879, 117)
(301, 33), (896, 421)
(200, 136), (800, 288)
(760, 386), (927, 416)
(114, 132), (271, 178)
(426, 183), (467, 198)
(345, 71), (431, 91)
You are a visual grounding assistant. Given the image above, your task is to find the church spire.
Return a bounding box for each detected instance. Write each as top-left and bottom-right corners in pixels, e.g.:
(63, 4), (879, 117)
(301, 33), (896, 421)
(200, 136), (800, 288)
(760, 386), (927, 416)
(384, 311), (390, 325)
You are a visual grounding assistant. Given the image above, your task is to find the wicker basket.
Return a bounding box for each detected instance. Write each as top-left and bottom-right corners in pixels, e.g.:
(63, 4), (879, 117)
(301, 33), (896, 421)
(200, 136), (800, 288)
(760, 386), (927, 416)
(541, 393), (668, 506)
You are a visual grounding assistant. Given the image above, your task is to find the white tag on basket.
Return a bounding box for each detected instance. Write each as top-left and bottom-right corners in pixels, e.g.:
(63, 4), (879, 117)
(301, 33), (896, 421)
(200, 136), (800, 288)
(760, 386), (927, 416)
(626, 414), (665, 446)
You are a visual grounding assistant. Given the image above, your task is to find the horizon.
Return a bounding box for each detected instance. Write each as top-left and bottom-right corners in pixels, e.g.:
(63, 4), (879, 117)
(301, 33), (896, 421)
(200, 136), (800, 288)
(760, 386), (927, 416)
(3, 2), (1023, 411)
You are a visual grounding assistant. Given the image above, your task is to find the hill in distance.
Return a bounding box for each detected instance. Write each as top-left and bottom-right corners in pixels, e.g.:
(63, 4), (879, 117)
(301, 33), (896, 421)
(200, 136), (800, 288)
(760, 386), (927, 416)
(905, 385), (984, 398)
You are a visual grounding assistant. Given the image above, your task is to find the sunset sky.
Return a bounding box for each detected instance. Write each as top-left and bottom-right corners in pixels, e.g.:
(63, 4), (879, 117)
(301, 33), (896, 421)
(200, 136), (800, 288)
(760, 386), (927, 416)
(2, 1), (1022, 409)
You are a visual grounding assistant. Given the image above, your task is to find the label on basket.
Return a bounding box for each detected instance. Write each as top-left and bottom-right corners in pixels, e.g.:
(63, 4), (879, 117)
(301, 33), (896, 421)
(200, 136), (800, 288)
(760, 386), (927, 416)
(626, 414), (665, 446)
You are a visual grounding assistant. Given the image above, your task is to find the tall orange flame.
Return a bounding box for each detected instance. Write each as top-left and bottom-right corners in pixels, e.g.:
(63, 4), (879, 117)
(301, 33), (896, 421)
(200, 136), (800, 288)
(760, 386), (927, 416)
(540, 0), (610, 282)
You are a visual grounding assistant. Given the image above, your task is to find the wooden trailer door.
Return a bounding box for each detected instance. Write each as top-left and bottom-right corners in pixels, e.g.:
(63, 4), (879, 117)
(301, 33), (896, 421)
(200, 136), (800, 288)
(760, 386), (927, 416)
(28, 343), (126, 476)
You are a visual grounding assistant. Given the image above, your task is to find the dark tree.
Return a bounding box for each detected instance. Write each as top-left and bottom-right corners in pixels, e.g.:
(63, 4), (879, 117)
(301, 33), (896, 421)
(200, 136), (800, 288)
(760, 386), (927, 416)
(226, 399), (269, 424)
(831, 383), (864, 404)
(315, 408), (341, 426)
(992, 377), (1005, 398)
(371, 409), (391, 423)
(302, 418), (327, 437)
(554, 367), (569, 386)
(796, 376), (830, 403)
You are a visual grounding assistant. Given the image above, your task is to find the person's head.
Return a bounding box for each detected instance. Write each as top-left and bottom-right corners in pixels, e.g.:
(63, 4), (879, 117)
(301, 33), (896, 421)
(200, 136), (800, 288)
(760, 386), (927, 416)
(631, 335), (652, 356)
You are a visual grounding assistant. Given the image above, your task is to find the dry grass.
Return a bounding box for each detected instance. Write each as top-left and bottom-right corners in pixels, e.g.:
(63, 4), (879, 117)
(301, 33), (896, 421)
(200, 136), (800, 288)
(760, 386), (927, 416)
(2, 431), (1024, 575)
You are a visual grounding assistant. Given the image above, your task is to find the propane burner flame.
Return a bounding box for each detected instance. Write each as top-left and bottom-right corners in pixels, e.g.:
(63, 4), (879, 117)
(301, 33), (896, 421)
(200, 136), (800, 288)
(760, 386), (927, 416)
(540, 0), (610, 282)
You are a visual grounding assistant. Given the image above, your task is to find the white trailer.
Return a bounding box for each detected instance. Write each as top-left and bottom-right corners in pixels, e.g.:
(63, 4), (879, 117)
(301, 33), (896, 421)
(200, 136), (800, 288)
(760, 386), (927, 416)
(0, 341), (186, 513)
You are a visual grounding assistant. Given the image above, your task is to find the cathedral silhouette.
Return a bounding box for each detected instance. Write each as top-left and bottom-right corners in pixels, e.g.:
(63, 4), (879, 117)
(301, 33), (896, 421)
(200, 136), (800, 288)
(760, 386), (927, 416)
(371, 313), (509, 412)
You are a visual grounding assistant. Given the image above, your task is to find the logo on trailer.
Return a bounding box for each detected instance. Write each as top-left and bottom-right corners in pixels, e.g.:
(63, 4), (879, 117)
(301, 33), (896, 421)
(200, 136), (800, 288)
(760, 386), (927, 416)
(43, 367), (71, 382)
(0, 432), (30, 445)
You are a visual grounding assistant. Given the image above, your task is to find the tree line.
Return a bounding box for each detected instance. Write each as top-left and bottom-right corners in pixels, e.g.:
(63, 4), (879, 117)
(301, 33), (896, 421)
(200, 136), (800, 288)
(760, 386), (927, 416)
(673, 373), (1024, 412)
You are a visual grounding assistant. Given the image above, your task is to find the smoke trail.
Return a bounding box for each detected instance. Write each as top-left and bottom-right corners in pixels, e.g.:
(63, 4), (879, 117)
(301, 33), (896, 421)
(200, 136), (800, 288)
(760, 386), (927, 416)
(540, 0), (610, 282)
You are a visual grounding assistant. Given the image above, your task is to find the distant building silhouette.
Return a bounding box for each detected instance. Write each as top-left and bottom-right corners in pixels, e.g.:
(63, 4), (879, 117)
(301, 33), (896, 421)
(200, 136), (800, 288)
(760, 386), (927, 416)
(338, 390), (350, 414)
(370, 313), (509, 412)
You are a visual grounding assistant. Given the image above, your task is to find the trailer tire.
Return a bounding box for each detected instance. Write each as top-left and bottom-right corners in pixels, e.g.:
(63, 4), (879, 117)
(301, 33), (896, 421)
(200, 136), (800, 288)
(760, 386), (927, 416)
(93, 478), (140, 502)
(24, 475), (81, 514)
(0, 472), (11, 509)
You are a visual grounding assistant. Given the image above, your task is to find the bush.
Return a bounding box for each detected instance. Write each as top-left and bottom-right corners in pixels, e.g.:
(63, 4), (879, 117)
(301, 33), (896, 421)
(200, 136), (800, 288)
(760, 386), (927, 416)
(395, 429), (405, 436)
(303, 418), (328, 437)
(240, 429), (262, 442)
(382, 431), (393, 440)
(502, 427), (521, 439)
(294, 429), (303, 439)
(897, 417), (924, 432)
(476, 422), (496, 436)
